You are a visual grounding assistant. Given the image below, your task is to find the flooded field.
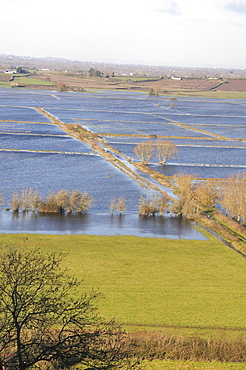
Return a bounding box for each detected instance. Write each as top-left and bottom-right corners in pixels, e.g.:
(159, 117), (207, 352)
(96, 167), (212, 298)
(0, 88), (245, 236)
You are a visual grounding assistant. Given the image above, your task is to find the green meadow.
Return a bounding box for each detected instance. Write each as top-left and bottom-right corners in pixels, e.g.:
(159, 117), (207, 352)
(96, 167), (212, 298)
(139, 360), (246, 370)
(12, 76), (54, 86)
(0, 232), (245, 341)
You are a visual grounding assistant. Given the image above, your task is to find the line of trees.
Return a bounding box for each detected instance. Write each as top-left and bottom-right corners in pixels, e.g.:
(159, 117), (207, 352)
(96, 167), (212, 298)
(134, 140), (178, 165)
(219, 173), (246, 224)
(1, 189), (128, 216)
(170, 174), (218, 219)
(8, 189), (93, 213)
(138, 194), (169, 216)
(1, 172), (246, 224)
(137, 173), (246, 226)
(170, 173), (246, 225)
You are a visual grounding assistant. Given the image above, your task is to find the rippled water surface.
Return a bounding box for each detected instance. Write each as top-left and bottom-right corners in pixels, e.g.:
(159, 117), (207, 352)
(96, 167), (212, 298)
(0, 88), (245, 236)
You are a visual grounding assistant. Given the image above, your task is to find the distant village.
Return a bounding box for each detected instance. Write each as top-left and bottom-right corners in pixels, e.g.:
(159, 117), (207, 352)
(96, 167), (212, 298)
(0, 53), (246, 80)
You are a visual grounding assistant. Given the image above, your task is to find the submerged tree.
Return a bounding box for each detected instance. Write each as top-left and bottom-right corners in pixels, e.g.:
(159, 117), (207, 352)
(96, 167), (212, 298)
(109, 197), (127, 215)
(0, 248), (132, 370)
(55, 189), (70, 213)
(69, 190), (93, 213)
(38, 192), (60, 213)
(20, 188), (35, 211)
(28, 189), (41, 211)
(155, 140), (178, 165)
(134, 141), (154, 164)
(9, 189), (41, 212)
(109, 197), (117, 215)
(9, 191), (21, 212)
(138, 195), (169, 216)
(134, 140), (177, 166)
(116, 197), (126, 215)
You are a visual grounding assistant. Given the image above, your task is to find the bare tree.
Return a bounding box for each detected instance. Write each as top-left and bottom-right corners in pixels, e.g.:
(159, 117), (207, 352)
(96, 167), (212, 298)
(69, 190), (93, 213)
(38, 192), (60, 213)
(109, 197), (117, 215)
(138, 196), (150, 216)
(170, 174), (198, 218)
(219, 173), (246, 224)
(0, 248), (131, 370)
(138, 195), (168, 216)
(158, 194), (169, 215)
(117, 197), (126, 215)
(28, 189), (41, 211)
(155, 140), (178, 165)
(9, 191), (21, 212)
(134, 141), (154, 164)
(55, 189), (70, 213)
(195, 179), (218, 212)
(20, 189), (31, 211)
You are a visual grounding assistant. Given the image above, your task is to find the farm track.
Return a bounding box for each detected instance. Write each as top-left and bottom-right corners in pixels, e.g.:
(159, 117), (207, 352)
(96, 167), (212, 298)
(33, 108), (166, 194)
(1, 107), (246, 188)
(211, 214), (246, 253)
(1, 96), (246, 257)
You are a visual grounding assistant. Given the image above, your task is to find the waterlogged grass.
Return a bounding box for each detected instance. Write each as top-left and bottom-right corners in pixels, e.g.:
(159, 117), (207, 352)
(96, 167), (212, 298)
(0, 233), (245, 340)
(139, 360), (246, 370)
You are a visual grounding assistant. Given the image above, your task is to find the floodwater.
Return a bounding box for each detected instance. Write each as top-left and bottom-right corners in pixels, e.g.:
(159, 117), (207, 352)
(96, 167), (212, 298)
(0, 211), (206, 240)
(0, 88), (245, 237)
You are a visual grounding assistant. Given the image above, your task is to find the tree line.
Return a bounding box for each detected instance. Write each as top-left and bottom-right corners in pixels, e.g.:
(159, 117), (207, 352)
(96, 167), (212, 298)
(0, 189), (127, 216)
(6, 189), (93, 213)
(171, 173), (246, 225)
(0, 172), (246, 225)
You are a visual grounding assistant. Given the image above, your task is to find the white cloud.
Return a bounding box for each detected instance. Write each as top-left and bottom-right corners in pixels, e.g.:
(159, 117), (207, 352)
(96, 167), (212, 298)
(219, 0), (246, 14)
(154, 0), (181, 15)
(0, 0), (245, 68)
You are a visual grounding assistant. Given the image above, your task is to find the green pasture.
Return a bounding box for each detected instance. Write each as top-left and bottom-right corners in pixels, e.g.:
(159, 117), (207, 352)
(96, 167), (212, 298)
(0, 73), (54, 87)
(139, 360), (246, 370)
(0, 81), (10, 87)
(0, 232), (245, 340)
(12, 76), (54, 86)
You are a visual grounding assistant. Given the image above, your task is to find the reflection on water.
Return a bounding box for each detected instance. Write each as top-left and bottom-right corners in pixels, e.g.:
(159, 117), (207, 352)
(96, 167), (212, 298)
(0, 211), (207, 240)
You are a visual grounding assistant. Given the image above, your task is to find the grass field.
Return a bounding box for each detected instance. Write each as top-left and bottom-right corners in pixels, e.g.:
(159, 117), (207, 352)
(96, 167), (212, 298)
(139, 360), (246, 370)
(0, 73), (54, 87)
(0, 232), (245, 341)
(13, 76), (54, 85)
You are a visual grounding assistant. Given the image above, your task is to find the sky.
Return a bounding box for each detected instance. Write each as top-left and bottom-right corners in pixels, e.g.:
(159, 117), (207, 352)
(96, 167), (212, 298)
(1, 0), (246, 68)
